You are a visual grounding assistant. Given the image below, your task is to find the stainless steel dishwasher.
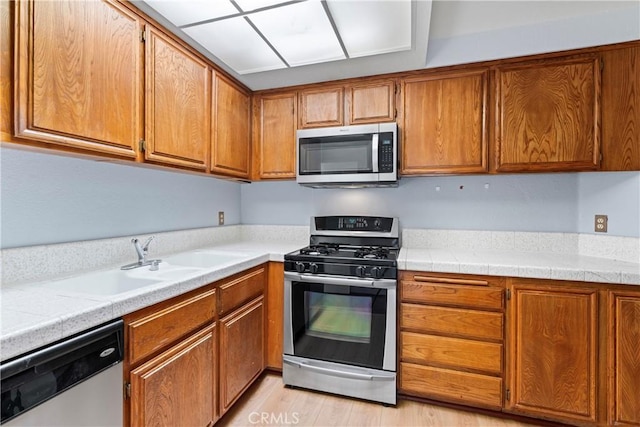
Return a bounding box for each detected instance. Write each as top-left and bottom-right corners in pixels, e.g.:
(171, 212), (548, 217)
(1, 319), (124, 426)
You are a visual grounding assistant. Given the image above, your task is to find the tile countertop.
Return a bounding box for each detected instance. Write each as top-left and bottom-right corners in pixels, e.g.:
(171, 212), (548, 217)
(2, 239), (639, 363)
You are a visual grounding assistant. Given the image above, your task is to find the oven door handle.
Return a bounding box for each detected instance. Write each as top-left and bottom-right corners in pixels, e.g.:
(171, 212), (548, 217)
(283, 359), (393, 382)
(285, 272), (396, 289)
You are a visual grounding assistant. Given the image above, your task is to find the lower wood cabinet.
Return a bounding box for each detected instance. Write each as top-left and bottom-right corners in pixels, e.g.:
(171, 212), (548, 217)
(399, 272), (505, 410)
(124, 264), (267, 427)
(219, 296), (265, 414)
(608, 290), (640, 426)
(265, 262), (285, 370)
(130, 325), (216, 427)
(505, 279), (598, 425)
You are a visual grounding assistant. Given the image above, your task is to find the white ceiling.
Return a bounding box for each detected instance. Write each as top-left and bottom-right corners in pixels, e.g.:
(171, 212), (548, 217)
(133, 0), (640, 91)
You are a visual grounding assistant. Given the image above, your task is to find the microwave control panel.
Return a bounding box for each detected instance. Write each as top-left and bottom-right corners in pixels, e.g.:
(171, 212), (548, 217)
(378, 132), (395, 173)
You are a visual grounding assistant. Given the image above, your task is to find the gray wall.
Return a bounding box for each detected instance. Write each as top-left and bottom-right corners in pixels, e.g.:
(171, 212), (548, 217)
(0, 146), (241, 248)
(241, 172), (640, 238)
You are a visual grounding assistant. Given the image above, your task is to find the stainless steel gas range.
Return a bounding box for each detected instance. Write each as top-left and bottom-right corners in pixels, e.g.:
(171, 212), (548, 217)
(283, 216), (399, 405)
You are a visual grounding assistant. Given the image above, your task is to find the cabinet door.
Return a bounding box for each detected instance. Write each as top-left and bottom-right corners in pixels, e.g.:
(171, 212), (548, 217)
(347, 80), (396, 125)
(255, 93), (297, 179)
(219, 297), (265, 414)
(15, 0), (142, 157)
(266, 262), (284, 369)
(495, 57), (600, 172)
(212, 75), (251, 178)
(145, 26), (210, 170)
(298, 87), (344, 128)
(601, 45), (640, 171)
(130, 325), (216, 427)
(401, 70), (488, 175)
(608, 291), (640, 426)
(507, 282), (598, 423)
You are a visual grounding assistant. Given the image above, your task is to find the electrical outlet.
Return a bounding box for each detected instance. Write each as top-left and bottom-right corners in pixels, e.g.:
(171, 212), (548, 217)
(218, 211), (225, 226)
(595, 214), (608, 233)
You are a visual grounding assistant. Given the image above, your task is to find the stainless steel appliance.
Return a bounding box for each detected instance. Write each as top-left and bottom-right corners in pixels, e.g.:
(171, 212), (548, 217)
(283, 216), (399, 405)
(1, 320), (124, 426)
(296, 123), (398, 188)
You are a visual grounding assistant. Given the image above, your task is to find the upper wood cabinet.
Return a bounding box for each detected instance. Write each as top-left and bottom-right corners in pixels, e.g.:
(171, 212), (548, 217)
(253, 92), (297, 179)
(347, 80), (396, 125)
(601, 45), (640, 171)
(401, 70), (488, 175)
(298, 80), (397, 129)
(495, 56), (601, 172)
(211, 75), (251, 179)
(298, 86), (344, 128)
(506, 280), (598, 425)
(144, 26), (210, 170)
(608, 290), (640, 426)
(14, 0), (143, 157)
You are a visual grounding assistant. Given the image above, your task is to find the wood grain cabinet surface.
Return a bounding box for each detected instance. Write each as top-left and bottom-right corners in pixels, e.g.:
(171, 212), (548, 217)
(347, 80), (397, 125)
(14, 0), (142, 157)
(399, 272), (505, 410)
(211, 75), (251, 179)
(219, 296), (265, 415)
(506, 280), (598, 424)
(400, 70), (488, 175)
(144, 26), (210, 170)
(130, 325), (216, 427)
(298, 86), (344, 128)
(495, 56), (601, 172)
(608, 290), (640, 426)
(253, 92), (297, 179)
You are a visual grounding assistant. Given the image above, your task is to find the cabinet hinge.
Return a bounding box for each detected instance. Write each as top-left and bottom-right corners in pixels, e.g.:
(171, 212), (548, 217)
(506, 289), (511, 301)
(506, 388), (511, 401)
(139, 139), (146, 153)
(140, 30), (146, 43)
(124, 382), (131, 400)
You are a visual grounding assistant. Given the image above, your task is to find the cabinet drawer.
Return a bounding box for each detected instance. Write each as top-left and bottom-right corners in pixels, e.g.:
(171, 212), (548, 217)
(401, 303), (503, 341)
(127, 289), (216, 365)
(401, 332), (502, 375)
(402, 280), (504, 310)
(400, 362), (503, 409)
(218, 267), (265, 316)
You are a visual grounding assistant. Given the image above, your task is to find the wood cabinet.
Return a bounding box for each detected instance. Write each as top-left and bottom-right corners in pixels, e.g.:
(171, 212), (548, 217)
(211, 75), (251, 179)
(601, 45), (640, 171)
(495, 56), (601, 172)
(130, 325), (216, 427)
(14, 0), (143, 157)
(265, 262), (285, 370)
(399, 272), (505, 410)
(253, 92), (297, 179)
(400, 70), (488, 175)
(144, 26), (210, 170)
(608, 290), (640, 426)
(298, 80), (396, 129)
(219, 296), (265, 414)
(506, 280), (598, 424)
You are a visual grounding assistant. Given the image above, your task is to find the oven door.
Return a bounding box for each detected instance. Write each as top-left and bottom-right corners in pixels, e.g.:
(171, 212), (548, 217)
(283, 272), (396, 372)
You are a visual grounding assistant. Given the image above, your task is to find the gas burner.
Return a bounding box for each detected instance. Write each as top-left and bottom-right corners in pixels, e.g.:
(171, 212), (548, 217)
(300, 244), (339, 256)
(354, 247), (390, 260)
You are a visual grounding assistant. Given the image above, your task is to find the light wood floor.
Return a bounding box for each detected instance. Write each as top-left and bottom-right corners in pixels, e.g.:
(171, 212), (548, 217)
(217, 373), (538, 427)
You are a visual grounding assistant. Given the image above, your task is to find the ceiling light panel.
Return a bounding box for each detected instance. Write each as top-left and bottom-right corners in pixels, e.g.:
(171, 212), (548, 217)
(234, 0), (294, 13)
(327, 0), (412, 58)
(248, 1), (346, 67)
(144, 0), (239, 27)
(183, 17), (286, 74)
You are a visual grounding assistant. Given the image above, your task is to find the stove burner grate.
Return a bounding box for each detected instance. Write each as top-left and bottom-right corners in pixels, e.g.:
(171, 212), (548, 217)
(299, 244), (340, 256)
(354, 247), (390, 260)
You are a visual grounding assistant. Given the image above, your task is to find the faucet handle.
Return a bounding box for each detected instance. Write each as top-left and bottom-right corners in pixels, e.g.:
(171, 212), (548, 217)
(141, 236), (155, 252)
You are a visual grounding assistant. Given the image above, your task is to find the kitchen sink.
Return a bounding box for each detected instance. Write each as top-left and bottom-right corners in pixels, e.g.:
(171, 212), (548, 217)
(163, 250), (248, 269)
(39, 269), (164, 296)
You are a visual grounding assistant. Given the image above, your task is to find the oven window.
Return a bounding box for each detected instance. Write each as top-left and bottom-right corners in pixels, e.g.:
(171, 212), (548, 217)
(291, 282), (387, 370)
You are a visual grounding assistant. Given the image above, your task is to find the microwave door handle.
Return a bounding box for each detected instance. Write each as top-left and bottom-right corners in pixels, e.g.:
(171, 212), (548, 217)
(372, 133), (379, 173)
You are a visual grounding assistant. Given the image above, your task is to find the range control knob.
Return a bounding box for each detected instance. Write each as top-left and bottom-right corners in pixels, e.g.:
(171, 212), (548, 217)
(309, 263), (319, 274)
(355, 265), (367, 277)
(374, 218), (382, 229)
(295, 262), (306, 273)
(371, 267), (384, 279)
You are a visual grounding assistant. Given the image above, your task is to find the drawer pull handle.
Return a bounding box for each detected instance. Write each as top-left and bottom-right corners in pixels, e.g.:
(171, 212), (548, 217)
(412, 276), (489, 286)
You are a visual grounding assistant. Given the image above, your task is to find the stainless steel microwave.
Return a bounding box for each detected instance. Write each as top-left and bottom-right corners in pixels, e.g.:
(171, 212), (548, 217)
(296, 123), (398, 188)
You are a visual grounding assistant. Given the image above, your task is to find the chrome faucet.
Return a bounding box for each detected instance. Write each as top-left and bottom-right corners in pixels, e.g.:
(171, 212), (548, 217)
(121, 237), (161, 270)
